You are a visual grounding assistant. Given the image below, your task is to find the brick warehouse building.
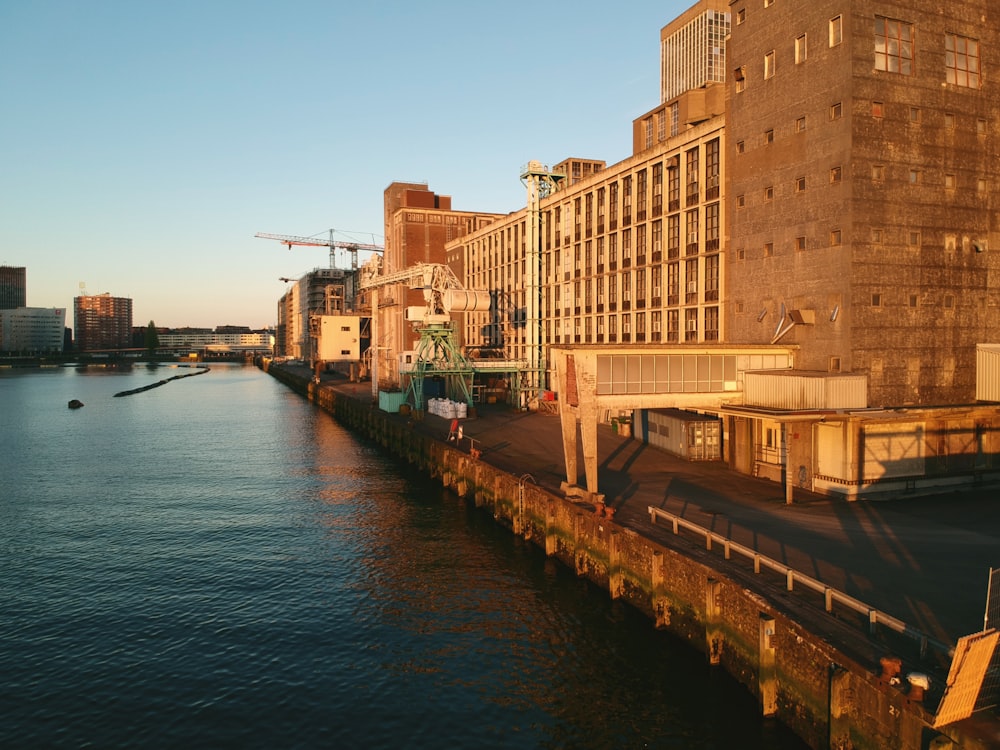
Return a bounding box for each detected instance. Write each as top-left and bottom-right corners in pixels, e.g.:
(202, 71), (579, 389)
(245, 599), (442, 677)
(436, 0), (1000, 499)
(726, 0), (1000, 407)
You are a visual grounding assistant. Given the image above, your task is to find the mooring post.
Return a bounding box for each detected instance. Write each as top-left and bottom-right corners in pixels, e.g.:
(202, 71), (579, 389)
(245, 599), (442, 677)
(759, 614), (777, 717)
(706, 578), (723, 665)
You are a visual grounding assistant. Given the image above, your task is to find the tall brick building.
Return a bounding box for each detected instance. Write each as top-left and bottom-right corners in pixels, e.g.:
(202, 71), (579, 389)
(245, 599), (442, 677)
(726, 0), (999, 406)
(370, 182), (503, 387)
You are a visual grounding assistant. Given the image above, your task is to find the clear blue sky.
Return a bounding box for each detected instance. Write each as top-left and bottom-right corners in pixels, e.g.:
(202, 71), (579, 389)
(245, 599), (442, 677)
(1, 1), (691, 329)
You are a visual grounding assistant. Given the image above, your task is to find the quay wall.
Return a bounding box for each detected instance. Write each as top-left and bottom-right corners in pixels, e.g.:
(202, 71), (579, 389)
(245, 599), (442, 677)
(267, 367), (981, 750)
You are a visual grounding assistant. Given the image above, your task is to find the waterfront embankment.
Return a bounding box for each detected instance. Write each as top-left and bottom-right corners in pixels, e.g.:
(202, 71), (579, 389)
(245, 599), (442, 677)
(266, 363), (1000, 750)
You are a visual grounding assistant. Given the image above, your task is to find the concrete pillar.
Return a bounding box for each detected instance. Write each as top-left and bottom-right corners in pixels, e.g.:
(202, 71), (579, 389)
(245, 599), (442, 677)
(759, 614), (777, 717)
(544, 500), (558, 557)
(580, 391), (600, 494)
(706, 578), (723, 665)
(609, 531), (623, 599)
(784, 424), (794, 504)
(559, 404), (580, 488)
(828, 664), (851, 748)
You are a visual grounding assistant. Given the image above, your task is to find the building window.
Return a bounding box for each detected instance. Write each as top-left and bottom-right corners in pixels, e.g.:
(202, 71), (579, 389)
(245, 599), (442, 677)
(909, 106), (921, 123)
(705, 254), (719, 301)
(908, 294), (919, 308)
(734, 65), (746, 93)
(764, 0), (774, 7)
(685, 308), (699, 341)
(764, 50), (775, 79)
(830, 357), (842, 373)
(685, 147), (699, 205)
(830, 165), (842, 183)
(872, 164), (885, 181)
(946, 34), (981, 88)
(796, 116), (806, 132)
(829, 15), (843, 47)
(978, 118), (987, 135)
(764, 128), (774, 144)
(736, 140), (745, 154)
(872, 228), (883, 244)
(871, 293), (882, 307)
(909, 169), (921, 184)
(685, 258), (699, 303)
(908, 230), (921, 247)
(670, 101), (679, 137)
(764, 185), (774, 201)
(705, 138), (721, 199)
(875, 16), (914, 75)
(736, 194), (746, 208)
(872, 101), (883, 117)
(705, 306), (719, 341)
(795, 34), (807, 64)
(764, 242), (773, 257)
(795, 176), (806, 192)
(830, 102), (843, 120)
(978, 178), (987, 195)
(795, 236), (807, 251)
(944, 294), (955, 309)
(737, 8), (745, 24)
(830, 229), (842, 246)
(944, 112), (955, 129)
(705, 203), (720, 252)
(945, 174), (956, 190)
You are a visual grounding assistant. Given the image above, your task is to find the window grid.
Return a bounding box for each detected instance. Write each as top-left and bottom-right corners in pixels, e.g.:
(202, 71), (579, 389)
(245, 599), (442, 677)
(875, 16), (914, 75)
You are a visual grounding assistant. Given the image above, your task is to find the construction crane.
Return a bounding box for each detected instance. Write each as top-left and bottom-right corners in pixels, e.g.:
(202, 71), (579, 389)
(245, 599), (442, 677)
(255, 229), (383, 271)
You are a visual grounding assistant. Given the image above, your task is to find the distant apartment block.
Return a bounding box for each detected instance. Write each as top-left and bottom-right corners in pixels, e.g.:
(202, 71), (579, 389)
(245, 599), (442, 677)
(0, 266), (27, 310)
(0, 307), (65, 353)
(74, 293), (133, 351)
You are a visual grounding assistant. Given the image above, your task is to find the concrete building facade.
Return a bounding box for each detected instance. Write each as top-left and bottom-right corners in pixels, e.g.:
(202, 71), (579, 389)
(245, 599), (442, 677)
(725, 0), (1000, 407)
(449, 3), (731, 393)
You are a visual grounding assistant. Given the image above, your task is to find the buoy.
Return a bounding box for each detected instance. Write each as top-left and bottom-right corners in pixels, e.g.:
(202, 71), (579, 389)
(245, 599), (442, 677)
(68, 399), (84, 409)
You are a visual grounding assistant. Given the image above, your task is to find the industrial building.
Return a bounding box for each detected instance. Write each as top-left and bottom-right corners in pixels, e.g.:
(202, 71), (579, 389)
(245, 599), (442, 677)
(442, 0), (1000, 500)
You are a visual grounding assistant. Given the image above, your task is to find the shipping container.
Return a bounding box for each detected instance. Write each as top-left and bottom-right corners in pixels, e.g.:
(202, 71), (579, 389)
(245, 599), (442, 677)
(636, 408), (722, 461)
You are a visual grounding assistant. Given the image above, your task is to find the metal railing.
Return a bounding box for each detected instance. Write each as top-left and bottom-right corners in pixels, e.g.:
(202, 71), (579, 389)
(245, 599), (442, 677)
(647, 506), (954, 659)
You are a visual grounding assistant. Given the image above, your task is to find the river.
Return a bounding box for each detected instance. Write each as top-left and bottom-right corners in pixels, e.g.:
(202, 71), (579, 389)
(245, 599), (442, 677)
(0, 363), (806, 749)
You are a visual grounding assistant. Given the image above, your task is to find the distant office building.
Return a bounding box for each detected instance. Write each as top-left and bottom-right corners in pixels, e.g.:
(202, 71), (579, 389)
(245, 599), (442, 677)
(0, 266), (27, 310)
(0, 307), (65, 352)
(156, 327), (273, 351)
(74, 293), (133, 351)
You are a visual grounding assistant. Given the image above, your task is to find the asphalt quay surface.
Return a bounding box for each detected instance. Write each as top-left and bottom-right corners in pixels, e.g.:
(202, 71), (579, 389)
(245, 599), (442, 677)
(392, 396), (999, 653)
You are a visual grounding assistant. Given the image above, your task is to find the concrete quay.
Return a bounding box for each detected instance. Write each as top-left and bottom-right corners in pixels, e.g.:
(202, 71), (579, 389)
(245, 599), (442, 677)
(270, 365), (1000, 749)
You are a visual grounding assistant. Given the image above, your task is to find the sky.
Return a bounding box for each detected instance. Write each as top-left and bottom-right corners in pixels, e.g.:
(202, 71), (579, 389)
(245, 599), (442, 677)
(1, 0), (692, 329)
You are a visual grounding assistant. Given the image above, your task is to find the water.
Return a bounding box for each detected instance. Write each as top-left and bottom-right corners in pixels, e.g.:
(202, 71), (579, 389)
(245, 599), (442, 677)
(0, 363), (807, 749)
